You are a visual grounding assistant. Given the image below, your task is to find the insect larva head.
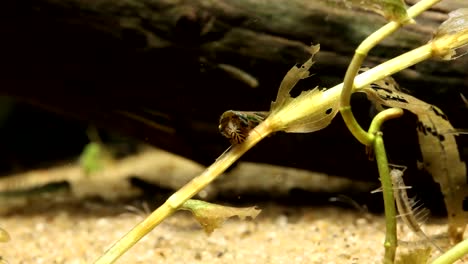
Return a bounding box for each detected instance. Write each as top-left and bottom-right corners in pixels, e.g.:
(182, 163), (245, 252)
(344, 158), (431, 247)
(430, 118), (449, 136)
(230, 130), (246, 144)
(219, 111), (237, 133)
(390, 168), (405, 182)
(219, 110), (267, 144)
(219, 111), (249, 144)
(390, 168), (404, 177)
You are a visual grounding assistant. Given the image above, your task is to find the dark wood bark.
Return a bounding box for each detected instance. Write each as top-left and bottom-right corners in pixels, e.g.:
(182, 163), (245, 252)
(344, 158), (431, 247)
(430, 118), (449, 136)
(0, 0), (466, 188)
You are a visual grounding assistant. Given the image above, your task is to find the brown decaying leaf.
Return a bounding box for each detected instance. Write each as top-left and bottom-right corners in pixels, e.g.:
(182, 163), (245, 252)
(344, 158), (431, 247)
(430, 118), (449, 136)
(360, 71), (468, 243)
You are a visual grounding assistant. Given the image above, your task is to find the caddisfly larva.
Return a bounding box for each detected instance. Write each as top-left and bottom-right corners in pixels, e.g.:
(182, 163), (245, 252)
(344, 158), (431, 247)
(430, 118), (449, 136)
(218, 110), (268, 144)
(389, 167), (445, 253)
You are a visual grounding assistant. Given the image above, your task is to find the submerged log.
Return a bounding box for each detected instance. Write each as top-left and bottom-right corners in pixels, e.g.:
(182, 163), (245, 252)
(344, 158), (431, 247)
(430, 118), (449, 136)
(0, 0), (467, 189)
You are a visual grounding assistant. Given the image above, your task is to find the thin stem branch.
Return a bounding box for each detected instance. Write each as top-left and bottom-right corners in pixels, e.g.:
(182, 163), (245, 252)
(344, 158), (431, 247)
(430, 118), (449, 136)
(339, 0), (441, 146)
(374, 133), (397, 264)
(339, 2), (440, 259)
(94, 121), (273, 264)
(368, 108), (404, 264)
(340, 54), (372, 145)
(368, 108), (404, 136)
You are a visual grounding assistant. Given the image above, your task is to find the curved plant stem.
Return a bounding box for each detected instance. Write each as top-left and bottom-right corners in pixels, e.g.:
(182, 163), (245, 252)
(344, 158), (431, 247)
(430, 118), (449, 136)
(339, 0), (441, 146)
(368, 108), (404, 135)
(340, 54), (372, 145)
(94, 121), (273, 264)
(339, 0), (440, 262)
(431, 238), (468, 264)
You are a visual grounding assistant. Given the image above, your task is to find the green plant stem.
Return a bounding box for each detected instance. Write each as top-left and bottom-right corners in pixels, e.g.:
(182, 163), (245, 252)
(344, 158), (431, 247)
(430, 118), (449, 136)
(368, 108), (404, 135)
(338, 2), (439, 258)
(339, 1), (439, 258)
(94, 121), (273, 264)
(340, 54), (372, 145)
(374, 133), (397, 264)
(431, 238), (468, 264)
(369, 108), (404, 264)
(339, 0), (441, 146)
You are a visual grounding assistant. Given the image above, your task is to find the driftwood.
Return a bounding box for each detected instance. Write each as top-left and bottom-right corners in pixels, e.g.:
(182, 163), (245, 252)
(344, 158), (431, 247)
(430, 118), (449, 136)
(0, 0), (467, 187)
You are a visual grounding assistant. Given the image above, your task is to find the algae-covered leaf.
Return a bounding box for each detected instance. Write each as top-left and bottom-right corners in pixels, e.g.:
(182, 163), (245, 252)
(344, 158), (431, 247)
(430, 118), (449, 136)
(431, 8), (468, 60)
(342, 0), (409, 22)
(180, 199), (261, 235)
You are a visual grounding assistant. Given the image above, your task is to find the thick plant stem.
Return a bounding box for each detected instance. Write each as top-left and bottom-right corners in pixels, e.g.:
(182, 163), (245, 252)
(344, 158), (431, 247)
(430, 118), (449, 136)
(431, 238), (468, 264)
(374, 133), (397, 264)
(94, 121), (273, 264)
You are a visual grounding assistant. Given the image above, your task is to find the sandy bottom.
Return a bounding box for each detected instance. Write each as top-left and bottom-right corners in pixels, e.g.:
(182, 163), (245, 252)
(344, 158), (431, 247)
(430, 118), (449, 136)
(0, 148), (465, 263)
(0, 197), (462, 264)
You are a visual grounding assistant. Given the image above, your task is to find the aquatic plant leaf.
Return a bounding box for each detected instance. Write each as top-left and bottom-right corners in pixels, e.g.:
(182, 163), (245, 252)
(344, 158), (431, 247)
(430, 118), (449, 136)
(341, 0), (409, 22)
(271, 44), (320, 111)
(360, 71), (468, 242)
(273, 87), (339, 133)
(268, 44), (339, 133)
(434, 8), (468, 39)
(218, 44), (337, 136)
(431, 8), (468, 60)
(180, 199), (261, 235)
